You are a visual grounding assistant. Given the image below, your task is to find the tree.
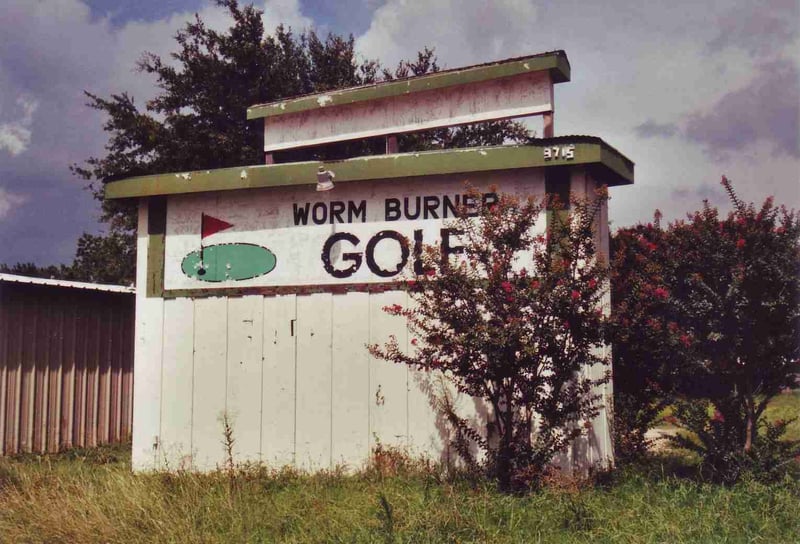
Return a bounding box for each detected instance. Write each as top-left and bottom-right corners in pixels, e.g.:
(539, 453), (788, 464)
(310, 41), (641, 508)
(667, 178), (799, 480)
(611, 176), (800, 480)
(369, 188), (610, 492)
(0, 262), (74, 280)
(71, 0), (532, 284)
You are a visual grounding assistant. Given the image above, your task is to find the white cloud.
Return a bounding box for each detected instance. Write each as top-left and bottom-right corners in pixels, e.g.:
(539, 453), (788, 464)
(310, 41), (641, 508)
(0, 187), (27, 220)
(0, 0), (312, 263)
(353, 0), (800, 226)
(0, 96), (38, 156)
(356, 0), (539, 68)
(261, 0), (313, 32)
(0, 0), (313, 160)
(109, 1), (313, 103)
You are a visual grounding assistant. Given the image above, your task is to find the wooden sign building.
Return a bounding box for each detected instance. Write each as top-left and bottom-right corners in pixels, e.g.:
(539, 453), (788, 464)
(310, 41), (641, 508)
(105, 50), (633, 472)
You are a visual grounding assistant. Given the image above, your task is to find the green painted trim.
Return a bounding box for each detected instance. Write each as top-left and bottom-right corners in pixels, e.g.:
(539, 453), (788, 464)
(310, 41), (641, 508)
(105, 137), (633, 200)
(161, 281), (404, 299)
(146, 197), (166, 298)
(247, 51), (570, 120)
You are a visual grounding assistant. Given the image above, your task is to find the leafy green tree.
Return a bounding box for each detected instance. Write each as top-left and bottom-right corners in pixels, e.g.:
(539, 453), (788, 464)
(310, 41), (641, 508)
(0, 262), (73, 280)
(71, 0), (531, 284)
(370, 189), (610, 492)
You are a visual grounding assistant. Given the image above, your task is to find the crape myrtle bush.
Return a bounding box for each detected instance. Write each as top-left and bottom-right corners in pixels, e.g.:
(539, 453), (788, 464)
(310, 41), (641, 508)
(611, 176), (800, 482)
(609, 213), (693, 461)
(369, 187), (611, 493)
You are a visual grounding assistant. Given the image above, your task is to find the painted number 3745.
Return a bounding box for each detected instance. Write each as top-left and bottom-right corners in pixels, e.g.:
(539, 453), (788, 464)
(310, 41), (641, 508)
(543, 144), (575, 161)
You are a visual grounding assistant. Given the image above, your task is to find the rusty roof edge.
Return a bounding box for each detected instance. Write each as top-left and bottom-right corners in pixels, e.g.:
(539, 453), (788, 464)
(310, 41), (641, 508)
(0, 273), (135, 293)
(247, 50), (570, 120)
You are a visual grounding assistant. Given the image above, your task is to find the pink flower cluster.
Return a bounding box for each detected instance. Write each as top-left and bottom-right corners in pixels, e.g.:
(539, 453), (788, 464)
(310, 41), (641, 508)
(382, 304), (403, 315)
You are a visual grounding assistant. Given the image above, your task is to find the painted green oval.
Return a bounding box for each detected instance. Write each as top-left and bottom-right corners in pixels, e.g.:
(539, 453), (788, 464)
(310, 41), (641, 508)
(181, 243), (276, 282)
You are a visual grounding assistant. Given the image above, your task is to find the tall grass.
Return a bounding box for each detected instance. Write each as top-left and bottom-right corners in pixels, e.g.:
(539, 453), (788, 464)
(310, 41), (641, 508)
(0, 443), (798, 543)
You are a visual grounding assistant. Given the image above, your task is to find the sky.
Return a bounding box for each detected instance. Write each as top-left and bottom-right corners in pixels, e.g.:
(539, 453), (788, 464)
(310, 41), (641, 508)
(0, 0), (797, 266)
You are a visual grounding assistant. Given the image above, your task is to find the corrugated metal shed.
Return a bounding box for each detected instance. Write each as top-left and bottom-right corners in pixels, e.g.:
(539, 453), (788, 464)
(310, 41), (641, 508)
(0, 275), (135, 455)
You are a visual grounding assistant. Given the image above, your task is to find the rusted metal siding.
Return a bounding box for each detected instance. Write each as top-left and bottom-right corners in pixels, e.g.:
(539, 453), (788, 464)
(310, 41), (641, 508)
(0, 281), (134, 455)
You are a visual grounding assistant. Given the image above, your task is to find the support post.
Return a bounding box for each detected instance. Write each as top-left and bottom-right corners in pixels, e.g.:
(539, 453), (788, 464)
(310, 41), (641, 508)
(385, 135), (399, 154)
(543, 112), (554, 138)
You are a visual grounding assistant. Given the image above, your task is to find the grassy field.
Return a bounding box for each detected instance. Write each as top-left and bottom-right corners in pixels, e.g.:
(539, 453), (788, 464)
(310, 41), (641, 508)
(0, 393), (798, 543)
(0, 443), (798, 544)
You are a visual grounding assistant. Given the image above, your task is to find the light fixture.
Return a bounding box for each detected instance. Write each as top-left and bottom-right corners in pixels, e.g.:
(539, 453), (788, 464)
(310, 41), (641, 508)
(316, 166), (335, 191)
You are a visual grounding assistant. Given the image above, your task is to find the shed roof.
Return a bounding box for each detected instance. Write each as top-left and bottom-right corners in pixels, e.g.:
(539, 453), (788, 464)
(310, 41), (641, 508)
(104, 136), (633, 200)
(247, 50), (570, 120)
(0, 273), (135, 294)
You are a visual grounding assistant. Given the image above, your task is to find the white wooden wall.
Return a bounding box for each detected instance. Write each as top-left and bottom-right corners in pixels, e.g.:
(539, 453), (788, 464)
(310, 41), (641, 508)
(131, 179), (615, 473)
(132, 260), (461, 471)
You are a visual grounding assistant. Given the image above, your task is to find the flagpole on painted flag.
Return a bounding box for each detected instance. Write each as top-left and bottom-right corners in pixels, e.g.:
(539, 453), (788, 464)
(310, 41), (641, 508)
(199, 213), (234, 275)
(200, 213), (207, 270)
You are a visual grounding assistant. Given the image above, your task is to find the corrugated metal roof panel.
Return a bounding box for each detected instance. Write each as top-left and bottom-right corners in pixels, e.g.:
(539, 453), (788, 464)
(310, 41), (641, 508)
(0, 273), (135, 294)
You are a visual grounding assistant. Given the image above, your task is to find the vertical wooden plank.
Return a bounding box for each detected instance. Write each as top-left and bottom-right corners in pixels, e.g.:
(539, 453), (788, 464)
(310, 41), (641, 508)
(406, 294), (447, 459)
(294, 293), (333, 470)
(131, 203), (165, 470)
(368, 291), (409, 452)
(159, 297), (195, 468)
(226, 296), (264, 465)
(331, 292), (370, 469)
(261, 294), (296, 467)
(191, 297), (228, 470)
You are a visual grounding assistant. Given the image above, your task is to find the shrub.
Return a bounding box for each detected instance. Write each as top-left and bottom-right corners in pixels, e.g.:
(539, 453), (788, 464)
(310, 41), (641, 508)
(370, 187), (610, 492)
(610, 218), (692, 460)
(669, 399), (799, 484)
(612, 176), (800, 478)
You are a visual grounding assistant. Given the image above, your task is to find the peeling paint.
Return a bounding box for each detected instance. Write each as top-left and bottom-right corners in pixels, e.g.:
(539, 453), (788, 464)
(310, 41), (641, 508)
(317, 95), (333, 107)
(106, 139), (634, 200)
(240, 170), (248, 180)
(479, 150), (488, 156)
(247, 51), (570, 120)
(175, 172), (192, 180)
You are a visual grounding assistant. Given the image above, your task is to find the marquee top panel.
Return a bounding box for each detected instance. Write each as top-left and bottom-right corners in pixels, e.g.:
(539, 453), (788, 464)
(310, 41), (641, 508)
(246, 51), (570, 121)
(104, 137), (633, 201)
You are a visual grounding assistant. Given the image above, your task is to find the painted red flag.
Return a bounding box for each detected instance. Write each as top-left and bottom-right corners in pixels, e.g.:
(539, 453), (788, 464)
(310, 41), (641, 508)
(201, 213), (234, 239)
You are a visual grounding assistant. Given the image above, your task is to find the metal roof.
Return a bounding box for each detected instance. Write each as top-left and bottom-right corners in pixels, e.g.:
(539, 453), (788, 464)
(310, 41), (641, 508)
(0, 273), (135, 294)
